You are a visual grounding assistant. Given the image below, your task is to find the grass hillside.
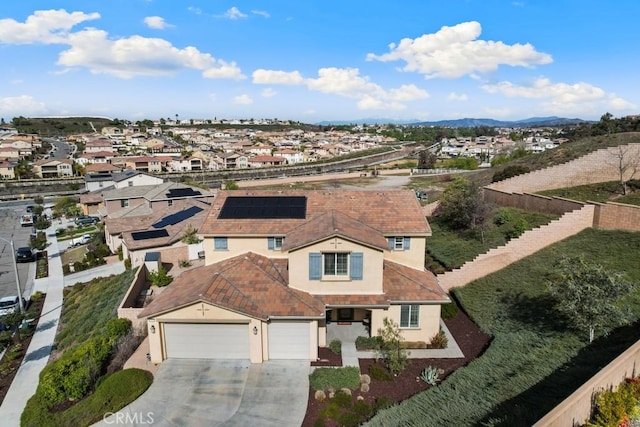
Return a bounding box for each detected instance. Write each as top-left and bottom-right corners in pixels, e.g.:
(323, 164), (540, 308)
(366, 228), (640, 426)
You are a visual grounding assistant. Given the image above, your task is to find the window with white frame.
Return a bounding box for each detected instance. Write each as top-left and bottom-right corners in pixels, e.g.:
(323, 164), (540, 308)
(214, 237), (228, 250)
(267, 237), (284, 250)
(309, 252), (363, 280)
(400, 304), (419, 328)
(388, 237), (411, 251)
(324, 252), (349, 276)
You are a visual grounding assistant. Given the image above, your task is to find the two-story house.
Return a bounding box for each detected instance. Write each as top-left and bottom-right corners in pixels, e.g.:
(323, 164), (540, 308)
(32, 158), (74, 178)
(140, 190), (449, 364)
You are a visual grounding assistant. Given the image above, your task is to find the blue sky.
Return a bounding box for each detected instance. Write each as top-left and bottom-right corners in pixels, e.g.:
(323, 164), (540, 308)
(0, 1), (638, 123)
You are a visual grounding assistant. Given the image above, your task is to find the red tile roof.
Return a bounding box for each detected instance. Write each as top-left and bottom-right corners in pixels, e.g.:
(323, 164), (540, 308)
(139, 253), (448, 319)
(139, 253), (325, 319)
(200, 190), (431, 237)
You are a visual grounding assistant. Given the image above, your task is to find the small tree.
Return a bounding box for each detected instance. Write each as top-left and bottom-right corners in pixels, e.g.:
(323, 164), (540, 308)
(417, 150), (437, 169)
(434, 176), (484, 230)
(180, 225), (202, 244)
(547, 256), (638, 342)
(609, 145), (640, 195)
(30, 231), (50, 252)
(148, 266), (173, 287)
(376, 317), (409, 375)
(224, 179), (239, 190)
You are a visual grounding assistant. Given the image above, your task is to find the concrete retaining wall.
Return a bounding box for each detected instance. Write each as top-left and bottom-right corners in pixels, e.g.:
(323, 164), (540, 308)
(534, 339), (640, 427)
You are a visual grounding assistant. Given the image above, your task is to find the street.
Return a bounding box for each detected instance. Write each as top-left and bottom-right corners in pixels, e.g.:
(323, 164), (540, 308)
(0, 203), (36, 302)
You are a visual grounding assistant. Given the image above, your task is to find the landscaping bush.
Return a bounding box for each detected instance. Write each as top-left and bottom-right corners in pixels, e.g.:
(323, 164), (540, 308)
(329, 339), (342, 355)
(22, 369), (153, 427)
(440, 302), (459, 319)
(368, 363), (393, 381)
(309, 366), (361, 391)
(355, 335), (382, 351)
(587, 377), (640, 427)
(148, 266), (173, 287)
(429, 329), (448, 349)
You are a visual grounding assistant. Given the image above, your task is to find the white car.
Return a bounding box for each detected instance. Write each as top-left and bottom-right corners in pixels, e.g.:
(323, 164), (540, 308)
(72, 234), (92, 246)
(0, 296), (22, 316)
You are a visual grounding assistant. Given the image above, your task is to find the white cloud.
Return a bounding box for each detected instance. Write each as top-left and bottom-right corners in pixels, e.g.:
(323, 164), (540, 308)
(447, 92), (468, 101)
(261, 88), (277, 97)
(224, 7), (247, 20)
(482, 77), (637, 115)
(0, 95), (47, 115)
(252, 10), (270, 18)
(188, 7), (202, 15)
(144, 16), (171, 30)
(234, 94), (253, 105)
(57, 29), (245, 79)
(0, 9), (100, 44)
(367, 21), (552, 79)
(256, 67), (428, 111)
(253, 69), (304, 85)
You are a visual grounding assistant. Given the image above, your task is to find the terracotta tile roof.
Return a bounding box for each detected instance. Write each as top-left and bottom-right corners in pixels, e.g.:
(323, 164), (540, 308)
(200, 190), (431, 237)
(139, 253), (325, 319)
(139, 253), (448, 320)
(282, 210), (389, 251)
(85, 163), (119, 172)
(320, 260), (449, 306)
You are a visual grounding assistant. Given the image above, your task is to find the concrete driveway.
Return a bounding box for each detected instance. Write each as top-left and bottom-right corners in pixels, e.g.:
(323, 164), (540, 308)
(97, 359), (310, 427)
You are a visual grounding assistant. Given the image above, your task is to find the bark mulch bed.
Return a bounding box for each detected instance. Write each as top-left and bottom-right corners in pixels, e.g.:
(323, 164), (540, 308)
(0, 295), (47, 405)
(302, 310), (491, 426)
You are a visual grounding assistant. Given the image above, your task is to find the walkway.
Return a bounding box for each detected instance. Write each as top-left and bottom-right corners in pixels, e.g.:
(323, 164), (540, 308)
(327, 320), (464, 368)
(0, 215), (63, 426)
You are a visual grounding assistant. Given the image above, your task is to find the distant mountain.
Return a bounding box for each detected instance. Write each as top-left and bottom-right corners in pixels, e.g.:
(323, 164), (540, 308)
(410, 116), (592, 128)
(317, 116), (593, 127)
(316, 118), (420, 126)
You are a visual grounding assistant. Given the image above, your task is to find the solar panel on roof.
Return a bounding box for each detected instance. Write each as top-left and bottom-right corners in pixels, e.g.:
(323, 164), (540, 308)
(152, 206), (204, 228)
(218, 196), (307, 219)
(166, 188), (202, 198)
(132, 229), (169, 240)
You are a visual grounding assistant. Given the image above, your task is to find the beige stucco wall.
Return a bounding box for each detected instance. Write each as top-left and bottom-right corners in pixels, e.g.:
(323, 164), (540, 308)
(385, 237), (427, 270)
(105, 197), (146, 214)
(370, 304), (441, 343)
(147, 302), (264, 363)
(288, 238), (384, 295)
(204, 236), (288, 265)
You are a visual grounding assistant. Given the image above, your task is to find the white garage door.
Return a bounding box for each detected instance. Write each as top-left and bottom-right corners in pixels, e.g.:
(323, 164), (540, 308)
(164, 323), (249, 359)
(268, 322), (310, 359)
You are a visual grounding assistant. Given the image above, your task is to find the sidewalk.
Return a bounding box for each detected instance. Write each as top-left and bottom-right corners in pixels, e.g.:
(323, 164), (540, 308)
(0, 218), (64, 426)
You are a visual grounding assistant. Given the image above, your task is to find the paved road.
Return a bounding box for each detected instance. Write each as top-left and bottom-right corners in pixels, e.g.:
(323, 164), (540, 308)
(0, 203), (36, 301)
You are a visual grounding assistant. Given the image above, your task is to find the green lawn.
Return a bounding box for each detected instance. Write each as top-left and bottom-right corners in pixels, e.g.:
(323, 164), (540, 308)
(365, 228), (640, 426)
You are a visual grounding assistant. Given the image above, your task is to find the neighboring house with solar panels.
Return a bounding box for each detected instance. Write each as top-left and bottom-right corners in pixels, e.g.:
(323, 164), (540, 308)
(140, 190), (450, 364)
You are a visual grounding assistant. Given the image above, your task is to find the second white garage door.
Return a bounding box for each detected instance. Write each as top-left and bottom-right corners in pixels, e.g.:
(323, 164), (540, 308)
(164, 323), (249, 359)
(268, 322), (310, 359)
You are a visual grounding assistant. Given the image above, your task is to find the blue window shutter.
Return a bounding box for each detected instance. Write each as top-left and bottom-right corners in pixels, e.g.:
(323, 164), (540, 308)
(350, 252), (363, 280)
(387, 237), (394, 249)
(309, 253), (321, 280)
(403, 237), (411, 249)
(267, 237), (275, 250)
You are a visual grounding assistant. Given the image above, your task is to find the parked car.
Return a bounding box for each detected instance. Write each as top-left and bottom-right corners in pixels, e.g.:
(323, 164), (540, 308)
(26, 205), (34, 213)
(72, 234), (92, 247)
(75, 216), (100, 226)
(0, 296), (24, 316)
(15, 247), (35, 263)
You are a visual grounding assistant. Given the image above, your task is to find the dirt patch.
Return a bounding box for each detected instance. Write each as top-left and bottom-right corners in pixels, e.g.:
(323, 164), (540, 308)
(302, 310), (491, 426)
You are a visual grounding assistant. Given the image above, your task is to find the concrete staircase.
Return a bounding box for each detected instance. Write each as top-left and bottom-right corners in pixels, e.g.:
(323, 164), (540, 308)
(436, 204), (595, 292)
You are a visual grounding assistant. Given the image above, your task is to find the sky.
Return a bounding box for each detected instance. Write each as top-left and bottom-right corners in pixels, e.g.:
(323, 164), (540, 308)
(0, 1), (638, 124)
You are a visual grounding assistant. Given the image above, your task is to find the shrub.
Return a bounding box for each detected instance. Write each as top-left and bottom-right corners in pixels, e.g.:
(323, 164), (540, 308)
(329, 339), (342, 355)
(429, 328), (448, 349)
(368, 363), (393, 381)
(309, 366), (361, 390)
(179, 259), (191, 268)
(117, 245), (123, 261)
(401, 341), (428, 349)
(340, 387), (352, 397)
(62, 264), (71, 275)
(493, 208), (514, 226)
(314, 390), (326, 402)
(148, 266), (173, 287)
(587, 377), (640, 427)
(104, 318), (132, 339)
(124, 257), (131, 270)
(355, 335), (383, 351)
(373, 396), (393, 412)
(360, 383), (370, 393)
(441, 302), (459, 319)
(333, 389), (353, 407)
(360, 374), (371, 385)
(31, 291), (44, 302)
(377, 317), (409, 375)
(421, 365), (440, 385)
